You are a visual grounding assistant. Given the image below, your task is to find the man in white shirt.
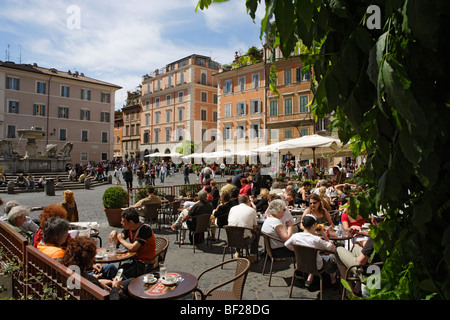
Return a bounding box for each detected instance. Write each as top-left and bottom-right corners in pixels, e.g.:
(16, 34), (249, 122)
(285, 214), (337, 289)
(227, 195), (258, 263)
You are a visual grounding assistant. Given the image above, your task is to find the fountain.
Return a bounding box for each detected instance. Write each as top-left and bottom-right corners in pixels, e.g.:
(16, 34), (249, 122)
(0, 128), (72, 174)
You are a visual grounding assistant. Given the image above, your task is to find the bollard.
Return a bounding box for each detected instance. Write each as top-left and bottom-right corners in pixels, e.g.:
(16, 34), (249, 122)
(7, 181), (15, 194)
(84, 177), (91, 189)
(108, 175), (112, 184)
(45, 178), (55, 196)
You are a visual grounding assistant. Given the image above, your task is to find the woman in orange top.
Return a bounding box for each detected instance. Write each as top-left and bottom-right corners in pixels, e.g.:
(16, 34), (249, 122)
(37, 216), (70, 261)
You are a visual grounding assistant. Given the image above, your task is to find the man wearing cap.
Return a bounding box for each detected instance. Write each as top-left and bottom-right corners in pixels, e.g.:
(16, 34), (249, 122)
(284, 214), (337, 290)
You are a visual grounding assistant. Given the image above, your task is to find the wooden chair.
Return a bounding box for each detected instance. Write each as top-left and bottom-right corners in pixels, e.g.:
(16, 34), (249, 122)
(179, 214), (212, 253)
(143, 236), (169, 274)
(341, 261), (384, 300)
(142, 203), (162, 230)
(289, 244), (335, 300)
(168, 200), (182, 224)
(164, 195), (175, 202)
(221, 225), (258, 264)
(193, 258), (251, 300)
(261, 231), (294, 286)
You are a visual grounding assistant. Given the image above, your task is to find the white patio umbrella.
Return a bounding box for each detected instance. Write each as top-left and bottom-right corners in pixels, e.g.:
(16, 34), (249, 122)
(145, 152), (165, 158)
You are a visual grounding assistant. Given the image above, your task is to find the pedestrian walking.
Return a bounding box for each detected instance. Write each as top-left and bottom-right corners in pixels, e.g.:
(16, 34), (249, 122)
(183, 164), (190, 184)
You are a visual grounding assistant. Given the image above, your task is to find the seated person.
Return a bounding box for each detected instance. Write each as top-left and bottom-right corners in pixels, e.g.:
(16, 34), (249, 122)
(4, 205), (34, 242)
(341, 207), (367, 233)
(0, 173), (7, 187)
(261, 199), (294, 259)
(62, 237), (132, 300)
(171, 190), (213, 243)
(37, 216), (70, 261)
(15, 173), (27, 188)
(171, 201), (195, 244)
(210, 190), (233, 240)
(250, 188), (269, 213)
(1, 201), (39, 237)
(335, 215), (383, 296)
(33, 204), (69, 248)
(78, 171), (87, 183)
(285, 214), (337, 289)
(109, 208), (156, 279)
(125, 186), (161, 215)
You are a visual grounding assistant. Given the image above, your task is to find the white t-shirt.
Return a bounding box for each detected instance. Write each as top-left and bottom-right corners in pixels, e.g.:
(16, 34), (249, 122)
(284, 232), (333, 270)
(261, 216), (285, 249)
(227, 203), (257, 238)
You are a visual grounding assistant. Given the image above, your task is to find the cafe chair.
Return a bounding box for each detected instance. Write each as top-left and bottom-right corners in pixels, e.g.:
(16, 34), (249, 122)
(261, 231), (294, 286)
(179, 214), (212, 253)
(168, 200), (182, 224)
(142, 203), (162, 230)
(222, 226), (258, 264)
(143, 236), (169, 274)
(193, 258), (251, 300)
(341, 261), (384, 300)
(289, 244), (335, 300)
(164, 195), (175, 203)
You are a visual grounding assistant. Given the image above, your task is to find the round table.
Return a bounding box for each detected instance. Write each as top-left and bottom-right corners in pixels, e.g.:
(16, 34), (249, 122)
(128, 271), (198, 300)
(95, 248), (137, 264)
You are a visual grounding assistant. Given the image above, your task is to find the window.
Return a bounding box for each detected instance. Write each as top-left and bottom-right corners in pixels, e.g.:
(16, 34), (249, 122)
(179, 71), (185, 84)
(225, 103), (232, 118)
(33, 104), (46, 116)
(252, 73), (260, 88)
(201, 109), (207, 121)
(81, 89), (91, 100)
(61, 85), (70, 97)
(201, 128), (207, 141)
(237, 102), (246, 116)
(250, 124), (260, 138)
(166, 94), (171, 105)
(284, 129), (293, 139)
(178, 108), (183, 121)
(176, 126), (184, 141)
(269, 100), (277, 116)
(117, 136), (120, 143)
(284, 69), (292, 85)
(270, 129), (279, 140)
(101, 92), (111, 103)
(81, 130), (88, 142)
(250, 99), (261, 114)
(168, 75), (172, 87)
(211, 129), (217, 141)
(100, 112), (110, 122)
(143, 130), (149, 143)
(201, 73), (207, 85)
(178, 91), (184, 102)
(284, 98), (293, 115)
(236, 125), (245, 139)
(165, 128), (171, 142)
(238, 77), (245, 91)
(213, 94), (218, 104)
(223, 126), (232, 140)
(145, 114), (150, 126)
(213, 111), (218, 122)
(155, 112), (160, 124)
(101, 132), (108, 143)
(59, 129), (67, 141)
(7, 125), (16, 138)
(300, 96), (309, 113)
(224, 80), (233, 94)
(166, 110), (171, 122)
(80, 109), (90, 120)
(156, 79), (161, 91)
(154, 129), (159, 143)
(81, 152), (88, 161)
(145, 100), (150, 110)
(6, 77), (19, 90)
(296, 67), (311, 82)
(58, 106), (69, 119)
(300, 128), (309, 136)
(8, 101), (19, 114)
(155, 97), (160, 108)
(36, 81), (46, 94)
(201, 92), (207, 102)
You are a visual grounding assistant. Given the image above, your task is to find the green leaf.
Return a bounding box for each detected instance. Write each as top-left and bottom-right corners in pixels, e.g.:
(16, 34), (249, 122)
(274, 0), (296, 57)
(296, 0), (314, 32)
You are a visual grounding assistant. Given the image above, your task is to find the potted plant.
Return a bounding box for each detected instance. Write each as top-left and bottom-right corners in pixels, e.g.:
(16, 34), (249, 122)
(102, 186), (128, 227)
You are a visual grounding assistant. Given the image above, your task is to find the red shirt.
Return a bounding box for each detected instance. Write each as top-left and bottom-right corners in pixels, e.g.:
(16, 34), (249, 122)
(239, 184), (251, 196)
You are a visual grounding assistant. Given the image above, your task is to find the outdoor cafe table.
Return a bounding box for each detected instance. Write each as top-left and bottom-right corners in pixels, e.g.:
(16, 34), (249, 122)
(128, 271), (198, 300)
(95, 248), (137, 264)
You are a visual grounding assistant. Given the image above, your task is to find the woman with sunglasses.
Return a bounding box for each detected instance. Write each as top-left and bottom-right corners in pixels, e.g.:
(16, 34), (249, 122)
(300, 194), (334, 230)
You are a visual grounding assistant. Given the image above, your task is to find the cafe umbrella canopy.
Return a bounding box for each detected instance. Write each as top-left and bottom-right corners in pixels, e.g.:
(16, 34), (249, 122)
(253, 134), (351, 179)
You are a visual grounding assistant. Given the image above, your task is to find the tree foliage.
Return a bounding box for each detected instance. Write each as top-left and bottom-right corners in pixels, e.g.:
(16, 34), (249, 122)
(197, 0), (450, 299)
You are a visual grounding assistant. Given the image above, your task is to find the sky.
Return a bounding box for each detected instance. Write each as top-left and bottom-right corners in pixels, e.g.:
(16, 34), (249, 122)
(0, 0), (265, 109)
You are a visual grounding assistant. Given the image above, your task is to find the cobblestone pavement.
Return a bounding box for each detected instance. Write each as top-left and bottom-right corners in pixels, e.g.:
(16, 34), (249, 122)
(1, 171), (341, 301)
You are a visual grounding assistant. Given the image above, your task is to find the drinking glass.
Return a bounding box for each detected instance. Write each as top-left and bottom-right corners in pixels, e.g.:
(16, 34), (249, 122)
(159, 262), (167, 279)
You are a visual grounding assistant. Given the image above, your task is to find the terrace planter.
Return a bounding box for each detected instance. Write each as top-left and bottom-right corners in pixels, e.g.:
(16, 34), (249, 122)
(102, 186), (128, 228)
(104, 208), (123, 228)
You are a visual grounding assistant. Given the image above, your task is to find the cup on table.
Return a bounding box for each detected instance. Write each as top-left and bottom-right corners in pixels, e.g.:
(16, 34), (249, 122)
(108, 242), (116, 256)
(159, 262), (167, 279)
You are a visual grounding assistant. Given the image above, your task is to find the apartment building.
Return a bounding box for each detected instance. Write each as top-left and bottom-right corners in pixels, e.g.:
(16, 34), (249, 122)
(214, 59), (268, 154)
(122, 91), (141, 161)
(113, 110), (124, 160)
(0, 61), (121, 162)
(140, 54), (219, 157)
